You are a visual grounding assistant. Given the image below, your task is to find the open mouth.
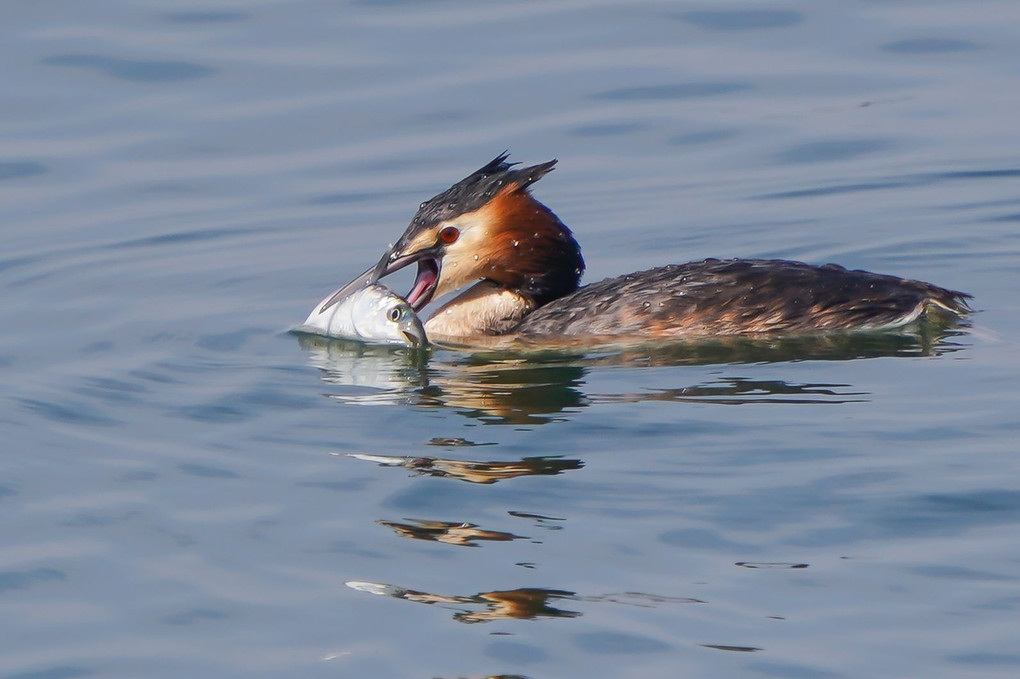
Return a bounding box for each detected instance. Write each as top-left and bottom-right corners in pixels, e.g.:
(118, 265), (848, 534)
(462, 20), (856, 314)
(405, 257), (440, 311)
(401, 330), (422, 347)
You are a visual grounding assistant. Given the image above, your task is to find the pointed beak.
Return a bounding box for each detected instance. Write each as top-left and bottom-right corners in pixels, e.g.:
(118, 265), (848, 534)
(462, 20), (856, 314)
(319, 241), (442, 315)
(317, 242), (415, 314)
(317, 263), (380, 314)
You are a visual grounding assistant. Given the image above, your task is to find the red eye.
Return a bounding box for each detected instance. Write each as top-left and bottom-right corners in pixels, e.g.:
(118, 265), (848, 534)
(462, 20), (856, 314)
(439, 226), (460, 244)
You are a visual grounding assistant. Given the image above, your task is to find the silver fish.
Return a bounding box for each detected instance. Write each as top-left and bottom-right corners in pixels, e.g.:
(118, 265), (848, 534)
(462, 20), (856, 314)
(300, 283), (426, 347)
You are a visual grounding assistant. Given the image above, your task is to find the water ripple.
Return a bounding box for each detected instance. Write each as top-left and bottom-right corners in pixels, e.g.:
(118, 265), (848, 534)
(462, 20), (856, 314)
(41, 54), (213, 82)
(5, 668), (92, 679)
(591, 82), (750, 101)
(163, 11), (247, 24)
(883, 38), (982, 54)
(0, 568), (66, 593)
(679, 10), (803, 31)
(776, 139), (894, 165)
(0, 162), (47, 181)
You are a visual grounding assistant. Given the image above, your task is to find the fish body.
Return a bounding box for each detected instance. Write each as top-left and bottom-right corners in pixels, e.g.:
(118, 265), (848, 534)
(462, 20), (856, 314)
(300, 283), (426, 347)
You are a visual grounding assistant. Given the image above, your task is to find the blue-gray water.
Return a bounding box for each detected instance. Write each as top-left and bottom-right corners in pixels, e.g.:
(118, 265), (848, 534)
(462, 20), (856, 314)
(3, 2), (1020, 678)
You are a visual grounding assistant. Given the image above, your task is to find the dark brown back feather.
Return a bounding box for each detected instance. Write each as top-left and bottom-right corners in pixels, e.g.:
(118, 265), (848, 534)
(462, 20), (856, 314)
(513, 259), (971, 337)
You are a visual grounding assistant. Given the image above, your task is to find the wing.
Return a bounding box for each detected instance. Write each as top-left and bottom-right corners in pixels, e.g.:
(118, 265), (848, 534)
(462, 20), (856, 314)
(513, 259), (971, 337)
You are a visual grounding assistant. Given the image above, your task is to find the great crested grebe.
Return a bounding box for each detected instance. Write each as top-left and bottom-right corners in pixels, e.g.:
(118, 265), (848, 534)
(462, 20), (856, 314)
(321, 153), (971, 342)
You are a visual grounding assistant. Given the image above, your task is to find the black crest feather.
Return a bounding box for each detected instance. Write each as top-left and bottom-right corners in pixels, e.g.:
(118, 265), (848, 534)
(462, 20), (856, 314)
(410, 152), (557, 228)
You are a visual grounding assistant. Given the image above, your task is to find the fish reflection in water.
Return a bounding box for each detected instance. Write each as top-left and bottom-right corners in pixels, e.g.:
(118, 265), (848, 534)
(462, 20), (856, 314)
(347, 453), (583, 484)
(346, 581), (703, 624)
(296, 334), (427, 396)
(377, 518), (527, 546)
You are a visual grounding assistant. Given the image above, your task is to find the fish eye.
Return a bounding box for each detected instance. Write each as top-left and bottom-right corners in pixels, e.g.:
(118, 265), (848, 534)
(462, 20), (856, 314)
(388, 306), (402, 322)
(439, 226), (460, 244)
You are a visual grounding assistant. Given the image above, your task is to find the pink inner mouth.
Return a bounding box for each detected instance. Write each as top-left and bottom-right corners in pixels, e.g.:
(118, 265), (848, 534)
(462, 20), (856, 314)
(406, 258), (439, 311)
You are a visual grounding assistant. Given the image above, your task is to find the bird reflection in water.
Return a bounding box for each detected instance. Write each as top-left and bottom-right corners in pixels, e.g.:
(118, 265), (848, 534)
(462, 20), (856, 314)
(347, 581), (579, 623)
(296, 327), (970, 420)
(376, 518), (527, 546)
(346, 581), (702, 624)
(594, 377), (867, 406)
(432, 672), (530, 676)
(424, 361), (588, 425)
(427, 437), (496, 447)
(346, 582), (580, 623)
(347, 453), (583, 484)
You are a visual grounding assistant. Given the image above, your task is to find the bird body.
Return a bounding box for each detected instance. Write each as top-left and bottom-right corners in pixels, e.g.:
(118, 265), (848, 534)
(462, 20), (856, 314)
(319, 153), (970, 344)
(513, 258), (969, 338)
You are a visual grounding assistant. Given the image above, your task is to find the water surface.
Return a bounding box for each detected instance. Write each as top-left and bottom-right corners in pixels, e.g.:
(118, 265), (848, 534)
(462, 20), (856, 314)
(3, 1), (1020, 678)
